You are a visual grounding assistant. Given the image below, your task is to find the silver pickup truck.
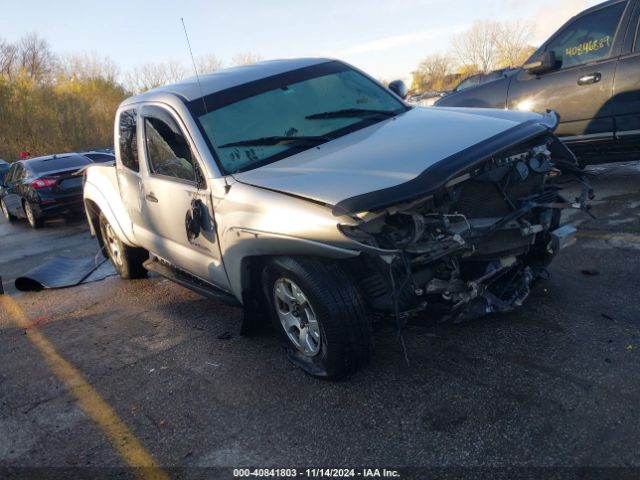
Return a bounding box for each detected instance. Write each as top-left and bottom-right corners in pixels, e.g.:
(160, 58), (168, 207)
(83, 58), (590, 379)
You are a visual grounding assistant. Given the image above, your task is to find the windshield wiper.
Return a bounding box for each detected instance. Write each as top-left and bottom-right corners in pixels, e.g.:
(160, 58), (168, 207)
(219, 135), (332, 148)
(305, 108), (400, 120)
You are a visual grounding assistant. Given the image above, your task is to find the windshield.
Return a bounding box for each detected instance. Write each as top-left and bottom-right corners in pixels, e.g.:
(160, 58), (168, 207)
(190, 63), (407, 173)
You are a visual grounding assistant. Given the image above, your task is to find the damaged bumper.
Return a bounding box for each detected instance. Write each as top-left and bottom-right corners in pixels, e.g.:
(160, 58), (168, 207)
(422, 225), (575, 324)
(338, 117), (591, 323)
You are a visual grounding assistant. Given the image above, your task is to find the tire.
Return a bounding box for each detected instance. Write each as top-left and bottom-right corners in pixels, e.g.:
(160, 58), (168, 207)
(24, 201), (43, 229)
(1, 198), (17, 222)
(263, 256), (372, 379)
(98, 212), (147, 279)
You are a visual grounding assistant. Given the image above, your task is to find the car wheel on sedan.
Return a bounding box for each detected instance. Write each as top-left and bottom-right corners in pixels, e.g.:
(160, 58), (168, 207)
(1, 199), (17, 222)
(263, 256), (373, 380)
(98, 212), (147, 279)
(23, 201), (43, 229)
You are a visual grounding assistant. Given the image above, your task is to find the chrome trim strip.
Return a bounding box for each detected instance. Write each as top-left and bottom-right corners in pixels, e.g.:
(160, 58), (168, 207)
(559, 132), (614, 142)
(616, 130), (640, 137)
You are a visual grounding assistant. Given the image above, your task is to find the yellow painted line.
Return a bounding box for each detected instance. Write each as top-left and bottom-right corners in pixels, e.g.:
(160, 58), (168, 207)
(0, 295), (169, 480)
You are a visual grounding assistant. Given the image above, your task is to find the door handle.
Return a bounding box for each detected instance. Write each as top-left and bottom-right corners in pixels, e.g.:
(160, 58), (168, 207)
(145, 192), (158, 203)
(577, 72), (601, 86)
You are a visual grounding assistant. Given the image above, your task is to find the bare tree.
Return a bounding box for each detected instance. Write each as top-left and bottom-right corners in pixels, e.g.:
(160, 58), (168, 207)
(452, 21), (502, 73)
(452, 20), (538, 72)
(231, 52), (263, 66)
(412, 54), (454, 92)
(0, 38), (18, 79)
(196, 54), (223, 74)
(15, 33), (57, 83)
(497, 20), (535, 67)
(59, 52), (120, 83)
(163, 60), (188, 83)
(125, 60), (188, 93)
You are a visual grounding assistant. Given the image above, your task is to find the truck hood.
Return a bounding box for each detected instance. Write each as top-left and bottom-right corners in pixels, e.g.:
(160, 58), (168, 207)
(232, 107), (558, 215)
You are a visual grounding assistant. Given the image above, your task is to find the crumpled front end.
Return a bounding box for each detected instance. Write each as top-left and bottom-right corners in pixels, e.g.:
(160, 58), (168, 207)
(339, 129), (592, 323)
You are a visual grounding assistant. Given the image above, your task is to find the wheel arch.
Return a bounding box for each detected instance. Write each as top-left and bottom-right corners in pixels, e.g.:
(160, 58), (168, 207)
(84, 199), (108, 257)
(233, 239), (360, 335)
(83, 179), (137, 247)
(223, 229), (360, 301)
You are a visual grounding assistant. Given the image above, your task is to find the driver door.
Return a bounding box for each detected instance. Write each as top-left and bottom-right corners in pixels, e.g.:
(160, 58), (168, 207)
(507, 1), (628, 139)
(136, 104), (228, 289)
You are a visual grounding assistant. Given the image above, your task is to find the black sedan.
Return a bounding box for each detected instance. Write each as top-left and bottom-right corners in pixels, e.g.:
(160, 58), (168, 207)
(0, 154), (92, 228)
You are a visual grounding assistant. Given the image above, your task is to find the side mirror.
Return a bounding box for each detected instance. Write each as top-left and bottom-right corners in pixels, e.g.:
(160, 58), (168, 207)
(524, 51), (557, 75)
(388, 80), (408, 99)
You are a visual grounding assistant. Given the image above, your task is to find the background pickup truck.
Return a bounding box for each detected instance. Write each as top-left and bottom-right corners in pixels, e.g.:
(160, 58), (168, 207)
(435, 0), (640, 163)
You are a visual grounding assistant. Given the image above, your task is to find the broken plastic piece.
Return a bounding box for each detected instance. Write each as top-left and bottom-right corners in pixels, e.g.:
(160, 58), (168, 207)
(14, 256), (116, 291)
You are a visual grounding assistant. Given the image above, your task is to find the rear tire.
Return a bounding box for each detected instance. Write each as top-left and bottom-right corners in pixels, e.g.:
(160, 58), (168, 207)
(24, 201), (43, 229)
(1, 199), (17, 222)
(98, 212), (147, 279)
(263, 256), (372, 380)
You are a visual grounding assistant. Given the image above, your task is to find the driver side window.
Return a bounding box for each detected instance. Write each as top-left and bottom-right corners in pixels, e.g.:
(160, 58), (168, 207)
(143, 108), (198, 183)
(545, 2), (626, 70)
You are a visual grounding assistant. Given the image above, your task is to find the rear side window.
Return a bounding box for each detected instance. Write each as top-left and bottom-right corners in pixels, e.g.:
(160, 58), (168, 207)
(29, 155), (91, 175)
(84, 153), (115, 163)
(546, 2), (626, 69)
(13, 164), (26, 180)
(119, 109), (139, 172)
(143, 107), (197, 182)
(456, 76), (480, 91)
(4, 164), (18, 183)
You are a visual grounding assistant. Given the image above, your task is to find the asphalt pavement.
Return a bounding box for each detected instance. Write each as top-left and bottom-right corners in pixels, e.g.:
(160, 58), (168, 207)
(1, 162), (639, 478)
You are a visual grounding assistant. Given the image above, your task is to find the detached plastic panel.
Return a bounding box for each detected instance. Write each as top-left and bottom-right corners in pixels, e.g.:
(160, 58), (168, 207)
(15, 256), (115, 291)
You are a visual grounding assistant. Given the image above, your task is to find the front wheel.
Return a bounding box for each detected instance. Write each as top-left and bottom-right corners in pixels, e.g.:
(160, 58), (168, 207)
(1, 199), (17, 222)
(98, 212), (147, 279)
(263, 257), (372, 380)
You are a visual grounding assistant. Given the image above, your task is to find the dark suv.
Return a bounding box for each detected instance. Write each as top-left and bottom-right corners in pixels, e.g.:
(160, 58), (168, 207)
(435, 0), (639, 163)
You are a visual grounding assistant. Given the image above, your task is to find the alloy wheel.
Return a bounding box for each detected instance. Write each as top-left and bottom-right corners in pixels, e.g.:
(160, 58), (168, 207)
(273, 278), (321, 357)
(103, 221), (123, 267)
(24, 203), (35, 226)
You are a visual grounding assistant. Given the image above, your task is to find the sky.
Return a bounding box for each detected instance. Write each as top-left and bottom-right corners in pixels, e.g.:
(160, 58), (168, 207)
(2, 0), (602, 83)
